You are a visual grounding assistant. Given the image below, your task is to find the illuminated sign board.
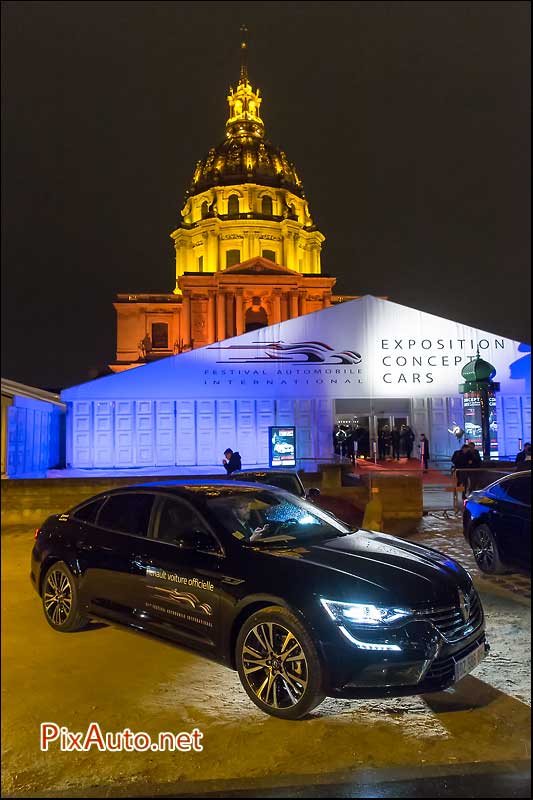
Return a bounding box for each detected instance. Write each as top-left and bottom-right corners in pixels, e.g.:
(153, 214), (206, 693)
(463, 391), (499, 458)
(269, 426), (296, 468)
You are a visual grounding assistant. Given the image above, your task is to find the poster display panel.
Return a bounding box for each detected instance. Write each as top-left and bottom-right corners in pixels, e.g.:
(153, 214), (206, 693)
(463, 391), (499, 458)
(269, 426), (296, 468)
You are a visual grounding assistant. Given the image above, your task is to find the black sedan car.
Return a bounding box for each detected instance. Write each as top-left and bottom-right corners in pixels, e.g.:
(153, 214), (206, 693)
(463, 470), (531, 574)
(31, 480), (488, 719)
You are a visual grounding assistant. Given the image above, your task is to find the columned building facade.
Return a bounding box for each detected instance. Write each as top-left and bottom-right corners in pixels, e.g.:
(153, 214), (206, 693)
(110, 37), (354, 372)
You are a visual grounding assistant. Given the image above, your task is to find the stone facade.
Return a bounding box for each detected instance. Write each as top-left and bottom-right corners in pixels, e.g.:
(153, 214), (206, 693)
(110, 48), (356, 373)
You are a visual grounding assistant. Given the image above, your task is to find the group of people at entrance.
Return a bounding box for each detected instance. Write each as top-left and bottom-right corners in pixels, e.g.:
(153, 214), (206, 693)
(334, 424), (430, 469)
(377, 425), (417, 462)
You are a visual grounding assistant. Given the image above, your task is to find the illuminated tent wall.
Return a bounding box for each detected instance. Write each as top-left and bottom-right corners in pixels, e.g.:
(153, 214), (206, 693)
(61, 296), (530, 469)
(2, 379), (66, 478)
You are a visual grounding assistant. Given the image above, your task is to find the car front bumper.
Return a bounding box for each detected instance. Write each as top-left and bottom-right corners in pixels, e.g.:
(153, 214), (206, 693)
(317, 616), (487, 699)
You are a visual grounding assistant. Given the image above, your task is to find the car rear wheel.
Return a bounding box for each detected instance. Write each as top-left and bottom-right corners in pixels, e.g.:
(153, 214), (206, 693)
(42, 561), (89, 632)
(470, 524), (506, 574)
(236, 605), (326, 720)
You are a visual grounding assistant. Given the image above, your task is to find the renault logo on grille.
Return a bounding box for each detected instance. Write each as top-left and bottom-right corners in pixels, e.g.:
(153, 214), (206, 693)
(458, 590), (471, 622)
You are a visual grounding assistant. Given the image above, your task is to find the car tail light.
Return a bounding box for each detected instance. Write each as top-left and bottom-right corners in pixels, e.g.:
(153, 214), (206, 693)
(463, 499), (468, 509)
(34, 528), (41, 540)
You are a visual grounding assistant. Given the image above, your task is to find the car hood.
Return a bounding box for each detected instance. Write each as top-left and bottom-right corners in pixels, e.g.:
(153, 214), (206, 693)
(258, 529), (471, 606)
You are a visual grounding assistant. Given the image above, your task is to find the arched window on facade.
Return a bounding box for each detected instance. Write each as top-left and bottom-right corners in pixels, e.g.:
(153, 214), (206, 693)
(245, 299), (268, 333)
(261, 195), (273, 216)
(201, 201), (209, 219)
(226, 249), (241, 268)
(227, 194), (240, 216)
(262, 249), (276, 263)
(198, 255), (204, 272)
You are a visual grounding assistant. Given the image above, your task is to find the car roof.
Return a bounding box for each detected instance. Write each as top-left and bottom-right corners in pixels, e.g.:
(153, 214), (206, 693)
(71, 479), (281, 508)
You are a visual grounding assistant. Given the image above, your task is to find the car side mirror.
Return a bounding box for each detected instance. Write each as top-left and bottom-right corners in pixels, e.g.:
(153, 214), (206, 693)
(306, 487), (321, 499)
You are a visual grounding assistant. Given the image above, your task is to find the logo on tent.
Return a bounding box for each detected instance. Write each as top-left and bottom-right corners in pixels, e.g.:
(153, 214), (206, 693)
(207, 341), (363, 365)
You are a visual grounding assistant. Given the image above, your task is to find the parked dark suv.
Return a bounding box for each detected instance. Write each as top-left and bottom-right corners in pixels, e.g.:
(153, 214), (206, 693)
(32, 480), (488, 719)
(463, 470), (531, 573)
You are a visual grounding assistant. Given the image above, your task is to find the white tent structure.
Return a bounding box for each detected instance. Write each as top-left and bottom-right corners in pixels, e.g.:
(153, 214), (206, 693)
(62, 296), (530, 469)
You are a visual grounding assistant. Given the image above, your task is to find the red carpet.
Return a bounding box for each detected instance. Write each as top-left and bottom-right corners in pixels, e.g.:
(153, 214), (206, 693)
(351, 457), (454, 486)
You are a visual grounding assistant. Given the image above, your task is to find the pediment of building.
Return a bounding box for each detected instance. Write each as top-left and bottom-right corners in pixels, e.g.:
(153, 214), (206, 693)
(223, 256), (299, 276)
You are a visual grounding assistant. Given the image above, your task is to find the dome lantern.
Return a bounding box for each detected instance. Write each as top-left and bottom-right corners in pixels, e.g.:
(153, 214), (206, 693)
(184, 26), (305, 199)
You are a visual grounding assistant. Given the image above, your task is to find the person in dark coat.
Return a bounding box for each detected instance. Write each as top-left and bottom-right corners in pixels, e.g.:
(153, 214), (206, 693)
(418, 434), (430, 471)
(515, 442), (532, 468)
(223, 448), (242, 475)
(401, 425), (415, 459)
(378, 429), (387, 460)
(466, 441), (482, 467)
(451, 444), (470, 492)
(391, 427), (401, 461)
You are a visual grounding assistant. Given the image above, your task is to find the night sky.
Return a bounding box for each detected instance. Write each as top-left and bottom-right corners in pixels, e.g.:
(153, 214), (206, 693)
(2, 1), (530, 390)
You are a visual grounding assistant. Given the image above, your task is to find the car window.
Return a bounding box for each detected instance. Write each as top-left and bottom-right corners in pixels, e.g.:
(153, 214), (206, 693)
(155, 497), (221, 552)
(71, 497), (106, 524)
(488, 476), (531, 506)
(98, 493), (155, 537)
(205, 488), (351, 544)
(501, 476), (531, 505)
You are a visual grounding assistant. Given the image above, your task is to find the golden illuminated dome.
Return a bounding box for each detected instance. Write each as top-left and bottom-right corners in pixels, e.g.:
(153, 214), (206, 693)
(185, 27), (305, 200)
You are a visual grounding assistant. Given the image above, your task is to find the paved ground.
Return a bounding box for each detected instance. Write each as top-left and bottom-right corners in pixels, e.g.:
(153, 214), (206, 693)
(1, 515), (530, 798)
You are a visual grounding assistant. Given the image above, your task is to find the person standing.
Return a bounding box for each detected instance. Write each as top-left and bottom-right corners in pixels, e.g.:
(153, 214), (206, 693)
(378, 429), (386, 461)
(391, 426), (401, 461)
(515, 442), (532, 469)
(223, 448), (242, 475)
(418, 434), (430, 472)
(451, 444), (471, 495)
(466, 441), (482, 467)
(401, 425), (415, 459)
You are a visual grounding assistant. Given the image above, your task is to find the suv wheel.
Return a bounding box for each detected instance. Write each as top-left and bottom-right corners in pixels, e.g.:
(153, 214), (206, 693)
(470, 524), (506, 574)
(42, 561), (89, 632)
(236, 605), (325, 719)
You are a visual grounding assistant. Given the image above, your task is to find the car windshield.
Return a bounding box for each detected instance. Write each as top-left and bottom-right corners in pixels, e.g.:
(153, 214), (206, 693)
(205, 488), (351, 545)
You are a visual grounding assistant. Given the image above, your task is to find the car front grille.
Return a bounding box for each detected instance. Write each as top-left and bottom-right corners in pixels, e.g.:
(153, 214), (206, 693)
(413, 588), (483, 643)
(424, 634), (486, 685)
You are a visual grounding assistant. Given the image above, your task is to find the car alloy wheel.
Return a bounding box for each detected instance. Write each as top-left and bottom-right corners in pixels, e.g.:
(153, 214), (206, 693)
(42, 561), (89, 632)
(236, 606), (325, 719)
(44, 568), (73, 626)
(242, 622), (308, 709)
(471, 524), (505, 574)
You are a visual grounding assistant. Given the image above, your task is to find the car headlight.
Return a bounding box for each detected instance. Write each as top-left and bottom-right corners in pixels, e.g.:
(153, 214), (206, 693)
(320, 598), (412, 626)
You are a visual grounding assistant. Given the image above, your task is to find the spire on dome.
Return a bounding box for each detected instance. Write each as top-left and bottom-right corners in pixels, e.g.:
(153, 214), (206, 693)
(240, 24), (248, 83)
(226, 25), (264, 140)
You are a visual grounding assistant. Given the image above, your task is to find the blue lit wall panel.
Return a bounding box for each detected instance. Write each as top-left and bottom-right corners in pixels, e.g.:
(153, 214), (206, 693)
(135, 400), (154, 465)
(176, 400), (197, 465)
(155, 400), (176, 466)
(216, 400), (236, 463)
(196, 400), (216, 466)
(6, 395), (64, 477)
(236, 399), (257, 465)
(114, 400), (135, 467)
